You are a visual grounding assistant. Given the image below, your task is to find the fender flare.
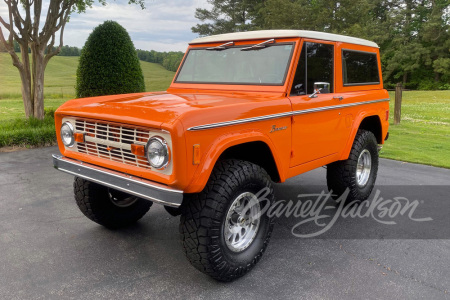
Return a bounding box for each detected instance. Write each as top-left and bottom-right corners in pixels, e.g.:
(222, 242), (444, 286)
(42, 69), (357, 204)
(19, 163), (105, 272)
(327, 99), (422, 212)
(184, 130), (286, 193)
(339, 111), (382, 160)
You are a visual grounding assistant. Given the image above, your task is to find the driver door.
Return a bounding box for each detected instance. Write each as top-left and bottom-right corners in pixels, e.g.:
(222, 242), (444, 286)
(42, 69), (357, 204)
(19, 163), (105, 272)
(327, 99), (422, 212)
(289, 41), (347, 167)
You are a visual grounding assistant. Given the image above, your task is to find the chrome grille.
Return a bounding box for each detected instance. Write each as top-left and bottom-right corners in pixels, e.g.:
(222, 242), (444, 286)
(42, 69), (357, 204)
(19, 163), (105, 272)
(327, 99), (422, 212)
(74, 119), (151, 169)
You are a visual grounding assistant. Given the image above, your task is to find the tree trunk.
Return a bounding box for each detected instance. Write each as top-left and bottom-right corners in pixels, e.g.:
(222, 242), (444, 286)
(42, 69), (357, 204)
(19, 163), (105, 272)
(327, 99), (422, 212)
(14, 44), (46, 120)
(18, 70), (33, 118)
(19, 44), (34, 118)
(434, 72), (440, 82)
(402, 72), (408, 86)
(32, 46), (45, 120)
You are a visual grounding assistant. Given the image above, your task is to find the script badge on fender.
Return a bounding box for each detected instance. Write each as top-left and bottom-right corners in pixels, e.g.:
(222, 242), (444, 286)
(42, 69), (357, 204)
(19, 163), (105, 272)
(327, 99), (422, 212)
(270, 125), (287, 133)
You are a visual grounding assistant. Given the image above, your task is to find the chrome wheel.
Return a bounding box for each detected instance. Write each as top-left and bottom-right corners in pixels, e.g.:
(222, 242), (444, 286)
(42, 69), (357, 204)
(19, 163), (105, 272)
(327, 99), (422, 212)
(109, 189), (139, 207)
(356, 149), (372, 187)
(224, 192), (261, 252)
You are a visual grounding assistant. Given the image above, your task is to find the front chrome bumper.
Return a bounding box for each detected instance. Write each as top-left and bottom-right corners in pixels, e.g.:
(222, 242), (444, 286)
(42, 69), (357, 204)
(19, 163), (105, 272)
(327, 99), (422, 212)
(52, 154), (183, 207)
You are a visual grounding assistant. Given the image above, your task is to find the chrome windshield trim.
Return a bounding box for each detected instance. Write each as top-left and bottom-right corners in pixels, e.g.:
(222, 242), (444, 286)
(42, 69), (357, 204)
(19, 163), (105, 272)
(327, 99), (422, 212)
(52, 154), (183, 207)
(187, 98), (389, 131)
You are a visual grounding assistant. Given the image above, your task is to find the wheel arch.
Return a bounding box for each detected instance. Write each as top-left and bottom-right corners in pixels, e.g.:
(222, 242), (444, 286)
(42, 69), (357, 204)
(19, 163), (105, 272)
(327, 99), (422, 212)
(184, 132), (285, 193)
(358, 115), (383, 144)
(218, 141), (281, 182)
(339, 114), (383, 160)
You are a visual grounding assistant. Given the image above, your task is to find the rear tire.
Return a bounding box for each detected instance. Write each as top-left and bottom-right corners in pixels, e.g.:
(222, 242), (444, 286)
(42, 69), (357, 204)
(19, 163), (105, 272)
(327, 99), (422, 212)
(179, 159), (275, 281)
(327, 129), (379, 203)
(73, 177), (152, 228)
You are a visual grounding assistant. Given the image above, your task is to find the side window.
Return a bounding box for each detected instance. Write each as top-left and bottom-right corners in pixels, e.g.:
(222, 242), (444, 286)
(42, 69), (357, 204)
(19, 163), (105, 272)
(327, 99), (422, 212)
(342, 50), (380, 85)
(290, 42), (334, 96)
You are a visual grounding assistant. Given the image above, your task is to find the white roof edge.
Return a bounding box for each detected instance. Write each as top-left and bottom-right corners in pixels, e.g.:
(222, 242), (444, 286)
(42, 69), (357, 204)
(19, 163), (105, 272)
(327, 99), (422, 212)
(189, 30), (379, 48)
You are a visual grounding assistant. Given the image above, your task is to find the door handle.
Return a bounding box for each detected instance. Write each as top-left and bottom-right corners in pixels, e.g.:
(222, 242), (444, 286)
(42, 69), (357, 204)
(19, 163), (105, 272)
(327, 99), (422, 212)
(333, 96), (344, 101)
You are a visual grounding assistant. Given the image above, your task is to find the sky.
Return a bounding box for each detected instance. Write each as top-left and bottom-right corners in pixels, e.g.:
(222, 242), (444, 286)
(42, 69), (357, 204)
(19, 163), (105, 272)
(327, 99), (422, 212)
(0, 0), (210, 52)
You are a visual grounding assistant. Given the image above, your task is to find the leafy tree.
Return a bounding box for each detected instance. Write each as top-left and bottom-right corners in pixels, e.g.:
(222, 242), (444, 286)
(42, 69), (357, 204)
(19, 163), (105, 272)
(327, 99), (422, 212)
(382, 0), (425, 86)
(421, 0), (450, 83)
(45, 45), (80, 56)
(262, 0), (386, 37)
(233, 0), (449, 89)
(380, 0), (450, 89)
(0, 0), (145, 119)
(259, 0), (313, 30)
(76, 21), (145, 98)
(58, 45), (81, 56)
(162, 52), (184, 72)
(192, 0), (265, 36)
(136, 49), (184, 72)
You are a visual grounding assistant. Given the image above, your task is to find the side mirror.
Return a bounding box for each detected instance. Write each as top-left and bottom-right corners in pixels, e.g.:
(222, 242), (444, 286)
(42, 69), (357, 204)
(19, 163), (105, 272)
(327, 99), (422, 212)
(309, 82), (330, 98)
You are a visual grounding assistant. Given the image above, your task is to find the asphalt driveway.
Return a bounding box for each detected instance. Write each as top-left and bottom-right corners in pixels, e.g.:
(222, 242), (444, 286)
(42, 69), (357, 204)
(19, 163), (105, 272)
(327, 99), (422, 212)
(1, 146), (449, 299)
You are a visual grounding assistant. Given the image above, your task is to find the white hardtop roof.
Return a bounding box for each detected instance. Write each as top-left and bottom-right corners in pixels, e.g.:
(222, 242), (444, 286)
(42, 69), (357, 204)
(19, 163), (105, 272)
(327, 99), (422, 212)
(190, 30), (379, 48)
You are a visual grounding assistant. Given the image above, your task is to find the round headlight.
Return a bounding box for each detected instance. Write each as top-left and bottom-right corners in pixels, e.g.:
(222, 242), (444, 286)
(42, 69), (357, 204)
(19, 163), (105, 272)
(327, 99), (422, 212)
(146, 137), (169, 169)
(60, 122), (75, 147)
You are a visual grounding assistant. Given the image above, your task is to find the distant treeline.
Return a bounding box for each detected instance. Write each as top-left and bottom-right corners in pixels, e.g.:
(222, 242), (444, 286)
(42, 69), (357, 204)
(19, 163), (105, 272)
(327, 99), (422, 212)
(57, 46), (81, 56)
(0, 41), (81, 56)
(1, 42), (184, 73)
(136, 49), (184, 72)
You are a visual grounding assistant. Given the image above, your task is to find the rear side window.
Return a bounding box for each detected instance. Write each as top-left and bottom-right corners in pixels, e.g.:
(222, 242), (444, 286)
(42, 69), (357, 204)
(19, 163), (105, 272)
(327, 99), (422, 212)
(342, 50), (380, 85)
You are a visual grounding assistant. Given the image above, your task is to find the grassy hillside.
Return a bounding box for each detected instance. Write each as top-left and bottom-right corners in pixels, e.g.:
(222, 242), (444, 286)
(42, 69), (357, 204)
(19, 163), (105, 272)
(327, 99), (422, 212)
(0, 53), (175, 120)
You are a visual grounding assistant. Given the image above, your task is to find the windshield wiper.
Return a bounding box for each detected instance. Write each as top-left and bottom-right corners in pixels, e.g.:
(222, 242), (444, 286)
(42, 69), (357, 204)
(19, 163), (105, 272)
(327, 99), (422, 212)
(241, 39), (275, 51)
(206, 41), (234, 51)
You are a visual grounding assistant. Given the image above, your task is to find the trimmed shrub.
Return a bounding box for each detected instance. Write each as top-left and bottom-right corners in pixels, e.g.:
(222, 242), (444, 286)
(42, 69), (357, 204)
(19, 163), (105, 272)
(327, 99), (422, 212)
(76, 21), (145, 98)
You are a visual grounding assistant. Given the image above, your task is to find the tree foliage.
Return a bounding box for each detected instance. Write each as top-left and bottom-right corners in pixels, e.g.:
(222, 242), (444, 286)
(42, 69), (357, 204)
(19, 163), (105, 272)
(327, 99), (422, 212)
(58, 45), (81, 56)
(76, 21), (145, 98)
(136, 49), (184, 72)
(193, 0), (450, 89)
(192, 0), (265, 36)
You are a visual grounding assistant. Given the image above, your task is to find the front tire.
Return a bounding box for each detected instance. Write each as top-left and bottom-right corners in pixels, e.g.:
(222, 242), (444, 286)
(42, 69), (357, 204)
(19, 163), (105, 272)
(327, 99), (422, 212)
(327, 129), (379, 203)
(179, 159), (275, 281)
(73, 177), (152, 228)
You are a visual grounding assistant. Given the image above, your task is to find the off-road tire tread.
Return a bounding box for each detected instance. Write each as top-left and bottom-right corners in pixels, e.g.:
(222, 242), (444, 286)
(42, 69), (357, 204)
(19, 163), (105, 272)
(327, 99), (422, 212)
(327, 129), (379, 202)
(74, 177), (151, 228)
(179, 159), (274, 281)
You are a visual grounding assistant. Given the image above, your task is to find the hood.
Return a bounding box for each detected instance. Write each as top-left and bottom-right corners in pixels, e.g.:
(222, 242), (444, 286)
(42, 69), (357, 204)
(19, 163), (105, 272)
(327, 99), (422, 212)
(56, 91), (289, 130)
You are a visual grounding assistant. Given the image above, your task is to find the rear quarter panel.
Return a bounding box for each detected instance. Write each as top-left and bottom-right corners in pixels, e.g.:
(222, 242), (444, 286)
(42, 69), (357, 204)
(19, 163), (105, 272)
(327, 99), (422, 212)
(334, 42), (389, 159)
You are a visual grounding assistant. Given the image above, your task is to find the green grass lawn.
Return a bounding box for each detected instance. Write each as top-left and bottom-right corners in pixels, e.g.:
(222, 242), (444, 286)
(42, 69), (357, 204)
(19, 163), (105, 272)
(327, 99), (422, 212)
(0, 53), (175, 120)
(380, 90), (450, 168)
(0, 53), (449, 168)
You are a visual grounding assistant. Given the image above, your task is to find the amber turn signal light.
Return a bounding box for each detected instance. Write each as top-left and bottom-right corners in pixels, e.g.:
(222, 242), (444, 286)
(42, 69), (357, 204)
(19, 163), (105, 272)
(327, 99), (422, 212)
(193, 144), (201, 165)
(74, 132), (85, 143)
(131, 144), (146, 156)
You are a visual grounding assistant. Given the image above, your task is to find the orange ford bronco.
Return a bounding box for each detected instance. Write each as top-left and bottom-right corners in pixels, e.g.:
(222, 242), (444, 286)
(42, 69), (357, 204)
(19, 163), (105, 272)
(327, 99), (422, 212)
(53, 30), (389, 281)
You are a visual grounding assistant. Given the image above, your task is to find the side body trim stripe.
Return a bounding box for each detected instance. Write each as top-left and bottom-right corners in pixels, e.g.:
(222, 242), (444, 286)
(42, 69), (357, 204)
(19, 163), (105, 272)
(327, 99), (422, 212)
(187, 98), (389, 131)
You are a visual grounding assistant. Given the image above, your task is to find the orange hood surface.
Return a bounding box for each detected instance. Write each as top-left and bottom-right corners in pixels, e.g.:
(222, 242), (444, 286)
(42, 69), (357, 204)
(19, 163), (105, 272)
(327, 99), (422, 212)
(56, 91), (291, 131)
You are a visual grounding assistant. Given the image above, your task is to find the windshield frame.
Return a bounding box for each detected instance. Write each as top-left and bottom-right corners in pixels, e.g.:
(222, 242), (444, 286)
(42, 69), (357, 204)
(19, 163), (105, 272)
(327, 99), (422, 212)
(173, 42), (296, 86)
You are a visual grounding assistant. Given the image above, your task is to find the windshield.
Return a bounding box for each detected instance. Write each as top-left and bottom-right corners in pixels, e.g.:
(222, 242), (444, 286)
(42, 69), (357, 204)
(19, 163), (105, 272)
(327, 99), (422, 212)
(175, 43), (294, 85)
